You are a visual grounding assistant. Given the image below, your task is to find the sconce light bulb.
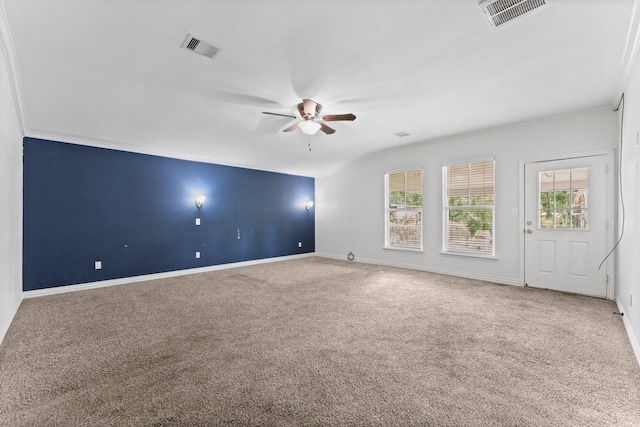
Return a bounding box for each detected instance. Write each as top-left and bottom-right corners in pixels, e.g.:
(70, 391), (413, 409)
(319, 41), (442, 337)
(196, 195), (206, 209)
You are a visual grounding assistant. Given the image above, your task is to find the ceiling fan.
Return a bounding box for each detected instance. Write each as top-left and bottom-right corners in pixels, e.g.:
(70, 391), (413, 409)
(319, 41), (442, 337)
(262, 99), (356, 135)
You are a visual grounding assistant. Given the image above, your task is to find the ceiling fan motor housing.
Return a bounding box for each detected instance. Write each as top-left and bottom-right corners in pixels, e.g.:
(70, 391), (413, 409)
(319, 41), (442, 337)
(298, 99), (322, 119)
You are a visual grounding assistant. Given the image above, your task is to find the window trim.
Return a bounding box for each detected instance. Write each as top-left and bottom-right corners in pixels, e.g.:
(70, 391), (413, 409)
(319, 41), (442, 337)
(442, 160), (495, 257)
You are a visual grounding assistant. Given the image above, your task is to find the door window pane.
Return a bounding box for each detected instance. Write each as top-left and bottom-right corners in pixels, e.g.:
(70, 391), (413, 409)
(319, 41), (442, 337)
(555, 209), (571, 229)
(540, 171), (554, 191)
(571, 167), (588, 188)
(554, 169), (571, 190)
(539, 209), (553, 229)
(538, 168), (588, 230)
(556, 190), (570, 208)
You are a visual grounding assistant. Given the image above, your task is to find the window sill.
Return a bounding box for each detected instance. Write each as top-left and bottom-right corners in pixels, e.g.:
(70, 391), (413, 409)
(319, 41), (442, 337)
(440, 251), (498, 260)
(384, 246), (424, 253)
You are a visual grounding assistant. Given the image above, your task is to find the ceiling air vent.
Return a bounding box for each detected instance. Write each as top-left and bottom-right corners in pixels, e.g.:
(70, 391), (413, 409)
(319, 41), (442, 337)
(480, 0), (550, 28)
(181, 34), (223, 60)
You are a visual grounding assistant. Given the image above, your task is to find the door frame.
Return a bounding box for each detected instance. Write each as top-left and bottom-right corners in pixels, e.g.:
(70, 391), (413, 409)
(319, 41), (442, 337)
(518, 149), (616, 299)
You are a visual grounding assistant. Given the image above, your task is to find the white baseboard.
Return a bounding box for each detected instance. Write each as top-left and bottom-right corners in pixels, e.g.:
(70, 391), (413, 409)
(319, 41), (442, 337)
(314, 252), (520, 286)
(616, 297), (640, 368)
(0, 293), (23, 346)
(24, 253), (314, 299)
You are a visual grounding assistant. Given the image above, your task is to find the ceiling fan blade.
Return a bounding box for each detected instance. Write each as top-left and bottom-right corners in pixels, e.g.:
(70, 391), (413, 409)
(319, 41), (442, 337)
(282, 122), (300, 132)
(322, 113), (356, 122)
(209, 90), (282, 107)
(262, 111), (297, 119)
(319, 123), (335, 135)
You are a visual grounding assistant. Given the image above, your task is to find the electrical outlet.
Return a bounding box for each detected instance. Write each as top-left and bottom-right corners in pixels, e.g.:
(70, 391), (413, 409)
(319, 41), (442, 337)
(631, 294), (633, 307)
(196, 252), (200, 259)
(95, 261), (102, 270)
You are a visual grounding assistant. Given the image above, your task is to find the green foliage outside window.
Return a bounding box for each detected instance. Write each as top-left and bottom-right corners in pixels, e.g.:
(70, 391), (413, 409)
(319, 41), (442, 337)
(389, 190), (423, 208)
(447, 195), (493, 237)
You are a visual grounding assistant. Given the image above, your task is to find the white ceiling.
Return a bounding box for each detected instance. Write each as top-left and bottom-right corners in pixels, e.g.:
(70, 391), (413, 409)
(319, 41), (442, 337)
(2, 0), (637, 177)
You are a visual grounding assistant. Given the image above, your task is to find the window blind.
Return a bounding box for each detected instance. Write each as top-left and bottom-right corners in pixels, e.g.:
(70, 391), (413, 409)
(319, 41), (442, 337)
(386, 170), (423, 250)
(444, 161), (495, 256)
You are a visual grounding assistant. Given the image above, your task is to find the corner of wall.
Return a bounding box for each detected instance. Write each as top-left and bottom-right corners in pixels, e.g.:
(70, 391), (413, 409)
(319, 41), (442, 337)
(0, 0), (25, 347)
(0, 293), (22, 345)
(614, 1), (640, 367)
(617, 297), (640, 367)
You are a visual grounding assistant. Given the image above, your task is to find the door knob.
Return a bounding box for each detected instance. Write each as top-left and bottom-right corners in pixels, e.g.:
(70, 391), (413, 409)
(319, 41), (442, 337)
(526, 229), (533, 234)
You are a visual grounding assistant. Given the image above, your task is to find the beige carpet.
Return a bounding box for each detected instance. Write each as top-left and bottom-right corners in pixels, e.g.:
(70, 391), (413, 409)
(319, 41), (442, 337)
(1, 257), (639, 426)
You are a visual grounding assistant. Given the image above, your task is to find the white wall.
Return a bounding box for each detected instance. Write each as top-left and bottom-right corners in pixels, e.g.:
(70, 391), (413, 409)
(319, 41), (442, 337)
(0, 20), (23, 344)
(316, 108), (617, 285)
(616, 44), (640, 363)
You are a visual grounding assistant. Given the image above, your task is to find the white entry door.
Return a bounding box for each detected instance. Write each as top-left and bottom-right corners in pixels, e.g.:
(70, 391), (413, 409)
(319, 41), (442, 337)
(524, 155), (609, 297)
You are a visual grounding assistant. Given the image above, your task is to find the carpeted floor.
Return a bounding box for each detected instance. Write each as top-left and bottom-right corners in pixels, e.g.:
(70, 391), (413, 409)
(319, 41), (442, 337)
(0, 256), (639, 426)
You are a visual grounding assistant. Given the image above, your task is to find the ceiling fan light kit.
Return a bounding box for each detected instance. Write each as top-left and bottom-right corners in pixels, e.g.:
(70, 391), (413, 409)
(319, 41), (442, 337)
(299, 120), (322, 135)
(263, 99), (356, 136)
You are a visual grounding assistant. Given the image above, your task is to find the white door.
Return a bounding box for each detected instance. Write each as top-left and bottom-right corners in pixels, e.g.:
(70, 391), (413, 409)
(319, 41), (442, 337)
(524, 155), (608, 297)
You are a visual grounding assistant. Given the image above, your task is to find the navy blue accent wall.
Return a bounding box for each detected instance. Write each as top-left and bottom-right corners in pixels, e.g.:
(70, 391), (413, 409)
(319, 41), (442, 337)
(23, 138), (315, 291)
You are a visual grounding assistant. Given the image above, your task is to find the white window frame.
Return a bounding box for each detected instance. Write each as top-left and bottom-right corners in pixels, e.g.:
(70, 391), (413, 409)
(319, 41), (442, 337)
(385, 169), (423, 251)
(442, 160), (495, 257)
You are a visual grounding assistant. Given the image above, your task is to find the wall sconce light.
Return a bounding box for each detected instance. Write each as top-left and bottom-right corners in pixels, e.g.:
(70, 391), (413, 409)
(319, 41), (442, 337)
(196, 195), (206, 209)
(305, 201), (314, 211)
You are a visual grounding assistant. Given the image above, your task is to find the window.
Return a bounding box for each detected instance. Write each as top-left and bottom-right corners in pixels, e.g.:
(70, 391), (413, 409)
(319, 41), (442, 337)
(538, 168), (588, 229)
(385, 170), (423, 250)
(443, 160), (495, 256)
